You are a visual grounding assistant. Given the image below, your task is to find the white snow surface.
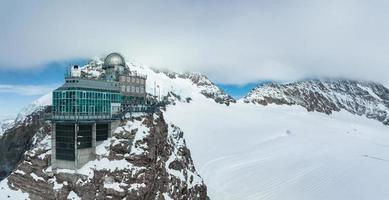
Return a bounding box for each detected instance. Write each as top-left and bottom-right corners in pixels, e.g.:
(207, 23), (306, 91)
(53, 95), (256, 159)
(67, 191), (81, 200)
(0, 179), (28, 199)
(165, 96), (389, 200)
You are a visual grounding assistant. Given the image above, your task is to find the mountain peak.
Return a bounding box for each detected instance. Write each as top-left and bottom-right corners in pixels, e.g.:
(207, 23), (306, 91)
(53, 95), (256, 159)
(243, 79), (389, 125)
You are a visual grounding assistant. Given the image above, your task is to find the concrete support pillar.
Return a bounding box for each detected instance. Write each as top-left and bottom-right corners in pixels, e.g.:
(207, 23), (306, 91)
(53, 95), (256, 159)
(92, 123), (96, 155)
(108, 122), (112, 138)
(109, 120), (120, 138)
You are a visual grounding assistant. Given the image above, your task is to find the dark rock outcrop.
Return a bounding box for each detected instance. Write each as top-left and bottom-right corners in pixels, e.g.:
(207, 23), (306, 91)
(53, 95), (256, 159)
(0, 107), (50, 181)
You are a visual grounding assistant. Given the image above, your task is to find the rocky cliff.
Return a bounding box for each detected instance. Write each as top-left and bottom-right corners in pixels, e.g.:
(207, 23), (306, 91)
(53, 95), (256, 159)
(1, 111), (207, 200)
(243, 79), (389, 125)
(0, 107), (50, 181)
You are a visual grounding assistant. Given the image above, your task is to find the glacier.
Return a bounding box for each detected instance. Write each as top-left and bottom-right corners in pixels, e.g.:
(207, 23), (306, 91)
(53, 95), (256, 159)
(165, 96), (389, 200)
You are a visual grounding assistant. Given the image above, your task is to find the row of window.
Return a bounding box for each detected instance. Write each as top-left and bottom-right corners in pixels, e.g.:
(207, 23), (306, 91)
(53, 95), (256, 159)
(119, 76), (146, 84)
(120, 86), (145, 93)
(65, 80), (79, 83)
(53, 90), (121, 101)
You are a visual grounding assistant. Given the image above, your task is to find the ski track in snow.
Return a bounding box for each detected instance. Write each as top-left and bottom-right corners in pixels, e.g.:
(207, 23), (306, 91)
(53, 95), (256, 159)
(165, 96), (389, 200)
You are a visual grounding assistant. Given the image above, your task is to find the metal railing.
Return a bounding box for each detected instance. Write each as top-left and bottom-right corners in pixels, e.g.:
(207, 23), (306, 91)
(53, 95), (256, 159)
(47, 112), (120, 121)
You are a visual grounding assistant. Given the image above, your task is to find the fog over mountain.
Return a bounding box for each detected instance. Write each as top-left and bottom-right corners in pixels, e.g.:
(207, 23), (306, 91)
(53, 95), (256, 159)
(1, 0), (389, 85)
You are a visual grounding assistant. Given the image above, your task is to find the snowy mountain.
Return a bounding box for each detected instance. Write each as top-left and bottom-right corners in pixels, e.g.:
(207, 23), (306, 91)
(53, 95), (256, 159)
(1, 56), (389, 200)
(15, 93), (52, 123)
(243, 79), (389, 125)
(82, 57), (235, 106)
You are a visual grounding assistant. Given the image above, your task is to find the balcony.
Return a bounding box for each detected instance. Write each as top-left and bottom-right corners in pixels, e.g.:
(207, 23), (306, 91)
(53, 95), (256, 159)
(47, 112), (120, 121)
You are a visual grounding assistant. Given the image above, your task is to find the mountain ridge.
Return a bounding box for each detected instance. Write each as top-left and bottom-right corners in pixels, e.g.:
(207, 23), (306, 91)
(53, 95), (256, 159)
(243, 79), (389, 125)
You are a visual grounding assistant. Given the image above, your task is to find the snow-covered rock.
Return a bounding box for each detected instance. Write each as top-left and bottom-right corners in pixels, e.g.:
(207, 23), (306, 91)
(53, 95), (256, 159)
(243, 79), (389, 125)
(0, 111), (207, 200)
(0, 107), (50, 181)
(82, 57), (235, 105)
(15, 93), (51, 123)
(0, 119), (14, 137)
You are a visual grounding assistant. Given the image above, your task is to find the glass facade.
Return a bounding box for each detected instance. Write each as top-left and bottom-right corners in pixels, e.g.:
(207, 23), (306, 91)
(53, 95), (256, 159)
(52, 88), (122, 118)
(77, 124), (92, 149)
(56, 124), (75, 161)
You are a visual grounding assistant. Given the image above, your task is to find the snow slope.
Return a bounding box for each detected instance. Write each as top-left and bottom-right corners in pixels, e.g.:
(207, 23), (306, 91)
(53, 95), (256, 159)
(0, 119), (14, 137)
(165, 96), (389, 200)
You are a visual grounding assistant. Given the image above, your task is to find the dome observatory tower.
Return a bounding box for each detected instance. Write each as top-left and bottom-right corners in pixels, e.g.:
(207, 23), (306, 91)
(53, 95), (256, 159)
(103, 53), (127, 81)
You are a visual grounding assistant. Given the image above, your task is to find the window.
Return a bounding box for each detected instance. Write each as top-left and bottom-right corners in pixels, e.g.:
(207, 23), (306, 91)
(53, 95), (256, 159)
(56, 124), (75, 161)
(77, 124), (92, 149)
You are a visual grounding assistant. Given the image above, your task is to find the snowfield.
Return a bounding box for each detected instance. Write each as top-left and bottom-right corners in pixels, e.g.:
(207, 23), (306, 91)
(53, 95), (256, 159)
(165, 96), (389, 200)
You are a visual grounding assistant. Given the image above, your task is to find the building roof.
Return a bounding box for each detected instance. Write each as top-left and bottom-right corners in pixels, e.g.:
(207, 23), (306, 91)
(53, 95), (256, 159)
(56, 77), (120, 92)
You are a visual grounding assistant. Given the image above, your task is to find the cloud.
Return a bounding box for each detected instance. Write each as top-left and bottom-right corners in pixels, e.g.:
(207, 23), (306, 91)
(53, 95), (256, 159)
(0, 0), (389, 85)
(0, 84), (58, 96)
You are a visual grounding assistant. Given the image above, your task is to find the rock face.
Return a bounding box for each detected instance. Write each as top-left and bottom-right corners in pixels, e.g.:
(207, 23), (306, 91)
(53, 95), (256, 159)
(0, 107), (50, 180)
(243, 79), (389, 125)
(181, 72), (236, 106)
(2, 111), (207, 200)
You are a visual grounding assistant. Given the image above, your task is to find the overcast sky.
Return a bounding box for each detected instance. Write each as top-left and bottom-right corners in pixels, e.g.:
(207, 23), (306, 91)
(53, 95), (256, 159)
(1, 0), (389, 85)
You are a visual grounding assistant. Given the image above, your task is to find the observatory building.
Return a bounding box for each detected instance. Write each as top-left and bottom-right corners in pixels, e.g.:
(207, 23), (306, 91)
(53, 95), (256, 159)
(50, 53), (148, 169)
